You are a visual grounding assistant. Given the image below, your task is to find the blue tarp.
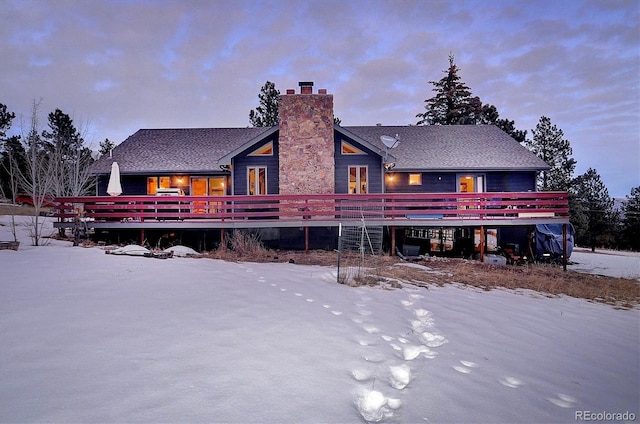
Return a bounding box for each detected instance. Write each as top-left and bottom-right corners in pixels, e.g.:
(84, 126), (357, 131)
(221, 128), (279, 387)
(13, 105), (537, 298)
(534, 224), (575, 259)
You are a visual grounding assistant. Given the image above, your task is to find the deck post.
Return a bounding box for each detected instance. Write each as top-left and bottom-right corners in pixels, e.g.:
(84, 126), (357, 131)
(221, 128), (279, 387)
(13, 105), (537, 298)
(221, 229), (225, 247)
(562, 223), (568, 271)
(140, 229), (145, 246)
(479, 225), (485, 262)
(305, 226), (309, 254)
(390, 226), (396, 256)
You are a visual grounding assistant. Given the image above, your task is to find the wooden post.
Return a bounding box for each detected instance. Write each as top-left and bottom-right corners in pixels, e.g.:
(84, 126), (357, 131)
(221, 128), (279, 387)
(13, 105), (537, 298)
(305, 226), (309, 254)
(140, 229), (145, 246)
(479, 225), (485, 262)
(563, 223), (568, 271)
(390, 226), (396, 256)
(221, 229), (225, 247)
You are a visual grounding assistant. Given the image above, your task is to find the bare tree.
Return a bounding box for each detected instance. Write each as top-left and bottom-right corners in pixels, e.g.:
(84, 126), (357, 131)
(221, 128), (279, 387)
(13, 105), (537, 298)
(17, 99), (55, 246)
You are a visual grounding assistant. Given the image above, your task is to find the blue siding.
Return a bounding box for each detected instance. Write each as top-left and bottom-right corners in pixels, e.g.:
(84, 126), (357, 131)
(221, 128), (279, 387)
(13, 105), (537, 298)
(386, 171), (536, 193)
(334, 133), (383, 193)
(97, 174), (147, 195)
(232, 135), (279, 195)
(485, 172), (536, 192)
(386, 173), (456, 193)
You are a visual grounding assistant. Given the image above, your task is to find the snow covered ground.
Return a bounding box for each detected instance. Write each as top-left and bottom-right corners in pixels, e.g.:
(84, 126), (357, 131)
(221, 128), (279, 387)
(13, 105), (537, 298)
(1, 217), (638, 423)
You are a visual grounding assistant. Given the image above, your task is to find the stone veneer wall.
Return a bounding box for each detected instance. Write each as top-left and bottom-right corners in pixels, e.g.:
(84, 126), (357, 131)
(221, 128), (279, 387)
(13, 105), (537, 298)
(278, 90), (335, 194)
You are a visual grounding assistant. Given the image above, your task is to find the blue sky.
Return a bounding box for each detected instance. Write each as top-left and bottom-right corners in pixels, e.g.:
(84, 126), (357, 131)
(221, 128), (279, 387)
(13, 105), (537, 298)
(1, 0), (638, 197)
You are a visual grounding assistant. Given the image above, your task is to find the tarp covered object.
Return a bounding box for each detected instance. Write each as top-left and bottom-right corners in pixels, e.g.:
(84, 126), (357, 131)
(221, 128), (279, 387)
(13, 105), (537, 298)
(534, 224), (575, 259)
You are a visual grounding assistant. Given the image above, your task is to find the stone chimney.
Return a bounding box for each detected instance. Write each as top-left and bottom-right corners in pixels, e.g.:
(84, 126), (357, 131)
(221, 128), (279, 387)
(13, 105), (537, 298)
(278, 81), (335, 195)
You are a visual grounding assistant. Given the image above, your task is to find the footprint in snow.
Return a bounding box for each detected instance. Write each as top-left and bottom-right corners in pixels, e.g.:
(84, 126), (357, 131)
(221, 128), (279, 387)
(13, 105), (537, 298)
(401, 299), (413, 307)
(402, 345), (435, 360)
(363, 325), (381, 334)
(389, 364), (412, 389)
(356, 339), (377, 347)
(351, 368), (375, 382)
(322, 304), (331, 309)
(305, 298), (314, 302)
(258, 277), (266, 282)
(547, 393), (578, 408)
(280, 288), (287, 292)
(453, 365), (472, 374)
(331, 311), (343, 316)
(453, 360), (478, 374)
(357, 390), (401, 422)
(420, 331), (448, 348)
(294, 293), (303, 297)
(499, 376), (524, 388)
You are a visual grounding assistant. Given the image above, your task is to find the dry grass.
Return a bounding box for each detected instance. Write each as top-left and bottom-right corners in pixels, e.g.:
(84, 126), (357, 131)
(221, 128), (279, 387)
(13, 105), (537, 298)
(0, 204), (53, 216)
(205, 245), (639, 309)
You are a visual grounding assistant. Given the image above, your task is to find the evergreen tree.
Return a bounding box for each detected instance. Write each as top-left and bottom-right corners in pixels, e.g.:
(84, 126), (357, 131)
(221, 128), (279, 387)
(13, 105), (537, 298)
(0, 103), (15, 140)
(622, 186), (640, 250)
(416, 53), (483, 125)
(525, 116), (576, 191)
(0, 103), (23, 200)
(572, 168), (614, 251)
(249, 81), (280, 127)
(99, 138), (115, 156)
(41, 108), (83, 156)
(41, 108), (94, 197)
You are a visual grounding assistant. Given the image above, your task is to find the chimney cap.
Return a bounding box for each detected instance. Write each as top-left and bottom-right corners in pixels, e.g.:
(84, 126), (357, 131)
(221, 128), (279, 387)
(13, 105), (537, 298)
(298, 81), (314, 87)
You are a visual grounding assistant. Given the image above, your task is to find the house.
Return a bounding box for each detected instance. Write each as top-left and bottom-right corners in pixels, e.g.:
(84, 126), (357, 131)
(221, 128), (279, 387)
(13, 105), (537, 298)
(65, 82), (567, 256)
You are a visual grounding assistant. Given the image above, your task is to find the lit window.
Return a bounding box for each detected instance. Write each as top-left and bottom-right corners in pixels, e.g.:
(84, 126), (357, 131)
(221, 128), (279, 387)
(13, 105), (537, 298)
(409, 174), (422, 185)
(348, 166), (367, 193)
(342, 141), (365, 155)
(147, 177), (158, 195)
(249, 141), (273, 156)
(248, 167), (267, 195)
(159, 176), (171, 189)
(408, 174), (422, 185)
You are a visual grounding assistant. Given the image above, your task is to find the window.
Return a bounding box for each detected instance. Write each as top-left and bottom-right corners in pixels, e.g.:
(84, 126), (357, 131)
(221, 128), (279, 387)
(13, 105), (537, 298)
(248, 141), (273, 156)
(159, 176), (171, 189)
(147, 175), (189, 194)
(349, 166), (367, 194)
(409, 174), (422, 185)
(458, 174), (485, 193)
(341, 141), (365, 155)
(147, 177), (158, 195)
(248, 167), (267, 195)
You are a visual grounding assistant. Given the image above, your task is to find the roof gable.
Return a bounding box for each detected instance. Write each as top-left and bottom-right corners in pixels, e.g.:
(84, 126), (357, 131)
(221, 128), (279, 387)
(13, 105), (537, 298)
(343, 125), (549, 171)
(90, 127), (274, 174)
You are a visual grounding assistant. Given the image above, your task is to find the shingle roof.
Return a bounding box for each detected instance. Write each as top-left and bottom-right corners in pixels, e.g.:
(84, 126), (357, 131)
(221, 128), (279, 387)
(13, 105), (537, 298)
(341, 125), (549, 171)
(91, 124), (548, 174)
(90, 127), (273, 174)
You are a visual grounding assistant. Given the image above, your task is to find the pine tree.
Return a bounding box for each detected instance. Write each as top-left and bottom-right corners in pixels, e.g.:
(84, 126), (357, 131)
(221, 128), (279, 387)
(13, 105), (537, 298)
(622, 186), (640, 250)
(249, 81), (280, 127)
(572, 168), (614, 251)
(525, 116), (576, 191)
(41, 108), (93, 197)
(99, 138), (115, 156)
(416, 53), (483, 125)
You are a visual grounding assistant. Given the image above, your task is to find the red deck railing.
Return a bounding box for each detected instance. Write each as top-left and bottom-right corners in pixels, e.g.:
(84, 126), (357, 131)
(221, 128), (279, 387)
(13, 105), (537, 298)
(53, 191), (569, 225)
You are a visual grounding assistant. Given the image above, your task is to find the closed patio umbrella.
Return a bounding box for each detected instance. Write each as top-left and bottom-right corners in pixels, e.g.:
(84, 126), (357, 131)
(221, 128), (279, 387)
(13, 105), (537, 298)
(107, 161), (122, 196)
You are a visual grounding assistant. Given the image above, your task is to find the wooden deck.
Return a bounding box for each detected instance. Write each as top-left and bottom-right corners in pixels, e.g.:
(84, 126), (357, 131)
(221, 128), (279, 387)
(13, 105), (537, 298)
(53, 191), (570, 229)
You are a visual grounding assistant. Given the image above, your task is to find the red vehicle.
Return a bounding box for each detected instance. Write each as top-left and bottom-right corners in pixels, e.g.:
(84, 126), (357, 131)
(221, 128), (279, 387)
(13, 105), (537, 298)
(15, 193), (57, 207)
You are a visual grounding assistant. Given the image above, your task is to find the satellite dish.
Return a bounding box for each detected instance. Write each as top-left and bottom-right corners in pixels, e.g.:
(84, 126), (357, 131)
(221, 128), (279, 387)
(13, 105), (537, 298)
(380, 135), (399, 149)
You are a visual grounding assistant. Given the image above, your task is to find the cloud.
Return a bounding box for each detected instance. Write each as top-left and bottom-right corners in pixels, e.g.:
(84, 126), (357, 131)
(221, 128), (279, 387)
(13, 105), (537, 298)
(1, 0), (638, 196)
